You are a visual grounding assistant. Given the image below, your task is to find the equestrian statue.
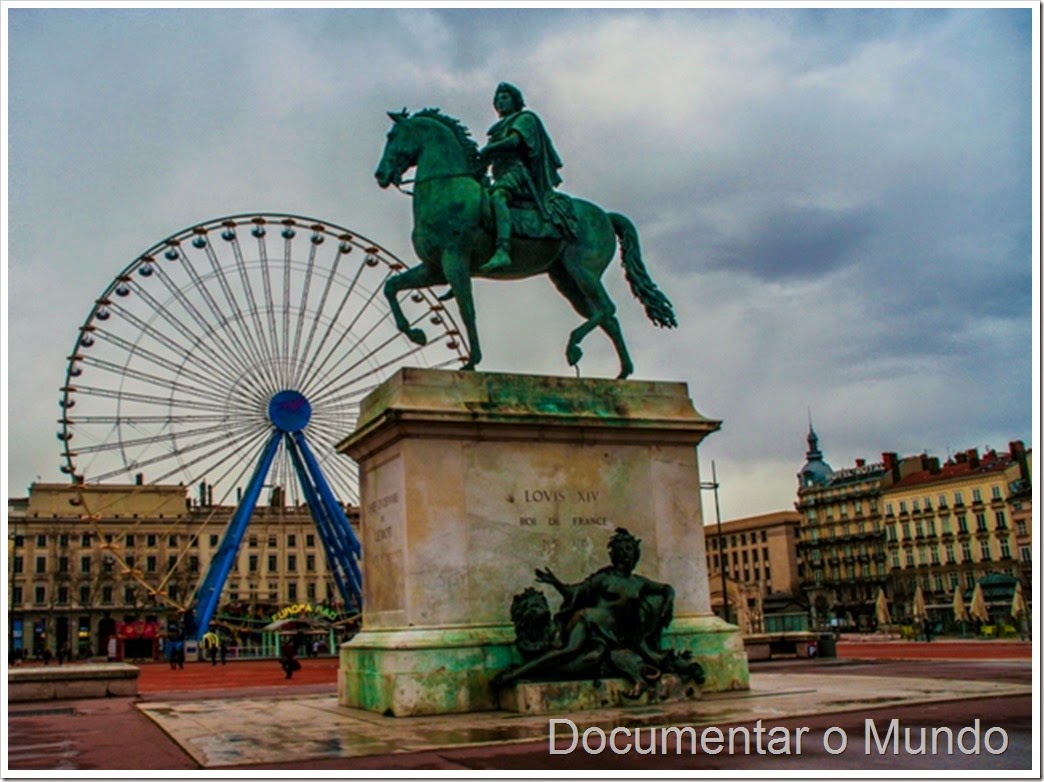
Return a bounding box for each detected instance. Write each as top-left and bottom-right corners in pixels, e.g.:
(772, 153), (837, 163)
(375, 83), (676, 379)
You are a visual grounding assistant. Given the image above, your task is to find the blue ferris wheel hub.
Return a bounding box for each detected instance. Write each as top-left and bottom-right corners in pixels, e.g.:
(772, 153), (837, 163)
(268, 389), (312, 432)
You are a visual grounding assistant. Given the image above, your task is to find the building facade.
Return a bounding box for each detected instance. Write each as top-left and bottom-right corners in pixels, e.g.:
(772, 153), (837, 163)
(8, 482), (357, 660)
(704, 510), (802, 632)
(794, 427), (891, 630)
(793, 429), (1032, 632)
(880, 442), (1032, 627)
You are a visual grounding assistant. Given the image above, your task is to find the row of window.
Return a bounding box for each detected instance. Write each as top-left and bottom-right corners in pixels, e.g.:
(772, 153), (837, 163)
(707, 529), (769, 550)
(706, 543), (771, 565)
(12, 552), (321, 576)
(706, 555), (772, 586)
(885, 486), (1005, 517)
(887, 538), (1023, 568)
(807, 543), (885, 562)
(809, 566), (1013, 593)
(12, 531), (324, 550)
(886, 510), (1019, 541)
(10, 578), (336, 607)
(807, 497), (878, 519)
(805, 561), (885, 581)
(806, 484), (1010, 523)
(802, 518), (882, 538)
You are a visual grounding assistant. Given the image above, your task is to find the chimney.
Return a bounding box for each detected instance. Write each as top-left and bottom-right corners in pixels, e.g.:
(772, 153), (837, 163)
(927, 457), (941, 474)
(882, 452), (901, 483)
(967, 449), (980, 470)
(855, 458), (865, 468)
(1009, 440), (1030, 484)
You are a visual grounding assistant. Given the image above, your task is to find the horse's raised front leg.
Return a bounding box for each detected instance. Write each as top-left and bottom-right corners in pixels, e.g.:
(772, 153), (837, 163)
(548, 263), (634, 379)
(441, 251), (482, 370)
(384, 264), (447, 345)
(559, 261), (617, 375)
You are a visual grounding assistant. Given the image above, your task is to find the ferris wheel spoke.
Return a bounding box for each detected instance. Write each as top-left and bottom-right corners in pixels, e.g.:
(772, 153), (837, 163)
(280, 232), (295, 388)
(64, 414), (229, 425)
(225, 233), (282, 391)
(65, 383), (248, 414)
(288, 234), (322, 382)
(292, 258), (369, 393)
(308, 402), (359, 428)
(73, 418), (256, 457)
(306, 313), (430, 406)
(75, 354), (240, 409)
(151, 254), (279, 397)
(87, 324), (242, 402)
(163, 241), (272, 387)
(302, 299), (399, 402)
(71, 371), (264, 417)
(131, 268), (263, 392)
(111, 292), (249, 394)
(290, 242), (349, 392)
(150, 422), (271, 488)
(297, 266), (389, 396)
(312, 385), (370, 407)
(195, 234), (284, 395)
(255, 229), (286, 387)
(86, 418), (262, 483)
(171, 426), (275, 503)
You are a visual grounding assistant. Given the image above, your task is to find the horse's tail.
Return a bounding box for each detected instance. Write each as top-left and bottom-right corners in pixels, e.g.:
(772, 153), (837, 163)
(609, 212), (677, 329)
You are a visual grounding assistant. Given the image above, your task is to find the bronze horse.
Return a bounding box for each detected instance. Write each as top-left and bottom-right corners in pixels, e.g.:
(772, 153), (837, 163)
(374, 108), (675, 379)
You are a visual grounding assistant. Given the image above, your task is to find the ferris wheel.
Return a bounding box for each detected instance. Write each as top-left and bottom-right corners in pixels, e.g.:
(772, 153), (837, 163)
(57, 213), (468, 635)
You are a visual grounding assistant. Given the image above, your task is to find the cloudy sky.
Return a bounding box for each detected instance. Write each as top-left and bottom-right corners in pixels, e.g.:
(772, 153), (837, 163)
(4, 4), (1037, 521)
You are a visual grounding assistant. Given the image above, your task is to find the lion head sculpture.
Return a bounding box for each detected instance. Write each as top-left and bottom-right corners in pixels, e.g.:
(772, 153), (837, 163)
(509, 586), (556, 660)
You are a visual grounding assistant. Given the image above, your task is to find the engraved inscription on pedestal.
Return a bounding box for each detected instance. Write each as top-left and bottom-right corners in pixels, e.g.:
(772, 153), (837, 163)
(361, 452), (406, 626)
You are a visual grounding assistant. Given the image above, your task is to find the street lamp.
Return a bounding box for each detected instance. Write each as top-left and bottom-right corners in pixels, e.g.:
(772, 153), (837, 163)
(700, 460), (729, 625)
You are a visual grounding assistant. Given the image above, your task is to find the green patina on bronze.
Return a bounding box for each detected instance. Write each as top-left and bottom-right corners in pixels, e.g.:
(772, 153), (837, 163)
(494, 527), (706, 698)
(374, 84), (677, 379)
(339, 621), (747, 716)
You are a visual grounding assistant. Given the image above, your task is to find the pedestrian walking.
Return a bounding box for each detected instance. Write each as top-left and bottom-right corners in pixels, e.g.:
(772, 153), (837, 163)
(202, 631), (220, 666)
(280, 642), (301, 680)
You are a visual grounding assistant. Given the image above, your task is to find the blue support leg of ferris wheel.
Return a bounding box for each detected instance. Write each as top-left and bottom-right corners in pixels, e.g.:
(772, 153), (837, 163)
(190, 428), (282, 641)
(284, 433), (362, 609)
(292, 431), (364, 588)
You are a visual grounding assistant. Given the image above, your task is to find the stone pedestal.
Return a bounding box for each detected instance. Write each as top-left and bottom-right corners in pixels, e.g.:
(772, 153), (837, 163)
(336, 368), (748, 716)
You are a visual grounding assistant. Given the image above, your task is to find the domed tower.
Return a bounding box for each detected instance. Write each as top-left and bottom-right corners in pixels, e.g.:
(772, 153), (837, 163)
(798, 418), (833, 488)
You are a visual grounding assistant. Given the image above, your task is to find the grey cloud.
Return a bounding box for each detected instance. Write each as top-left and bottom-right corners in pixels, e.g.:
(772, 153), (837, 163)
(703, 206), (877, 281)
(5, 7), (1034, 522)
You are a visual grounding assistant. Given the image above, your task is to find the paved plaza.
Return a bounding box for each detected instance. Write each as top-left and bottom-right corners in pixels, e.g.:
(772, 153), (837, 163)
(5, 643), (1036, 774)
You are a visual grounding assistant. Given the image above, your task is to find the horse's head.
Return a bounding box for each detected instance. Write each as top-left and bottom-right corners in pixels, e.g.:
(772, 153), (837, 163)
(375, 109), (417, 189)
(376, 108), (484, 189)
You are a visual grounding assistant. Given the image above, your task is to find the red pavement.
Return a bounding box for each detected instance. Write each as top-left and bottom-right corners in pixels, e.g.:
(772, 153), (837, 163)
(136, 654), (339, 694)
(836, 639), (1031, 660)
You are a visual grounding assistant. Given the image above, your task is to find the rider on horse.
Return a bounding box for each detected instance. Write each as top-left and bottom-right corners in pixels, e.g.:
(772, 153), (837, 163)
(478, 83), (576, 274)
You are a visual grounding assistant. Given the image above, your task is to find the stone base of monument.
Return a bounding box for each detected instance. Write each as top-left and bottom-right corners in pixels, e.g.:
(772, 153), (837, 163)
(336, 368), (749, 717)
(337, 615), (747, 717)
(499, 674), (701, 715)
(337, 625), (515, 716)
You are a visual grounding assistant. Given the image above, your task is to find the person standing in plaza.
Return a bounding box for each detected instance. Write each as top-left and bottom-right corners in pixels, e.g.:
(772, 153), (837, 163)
(280, 640), (301, 680)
